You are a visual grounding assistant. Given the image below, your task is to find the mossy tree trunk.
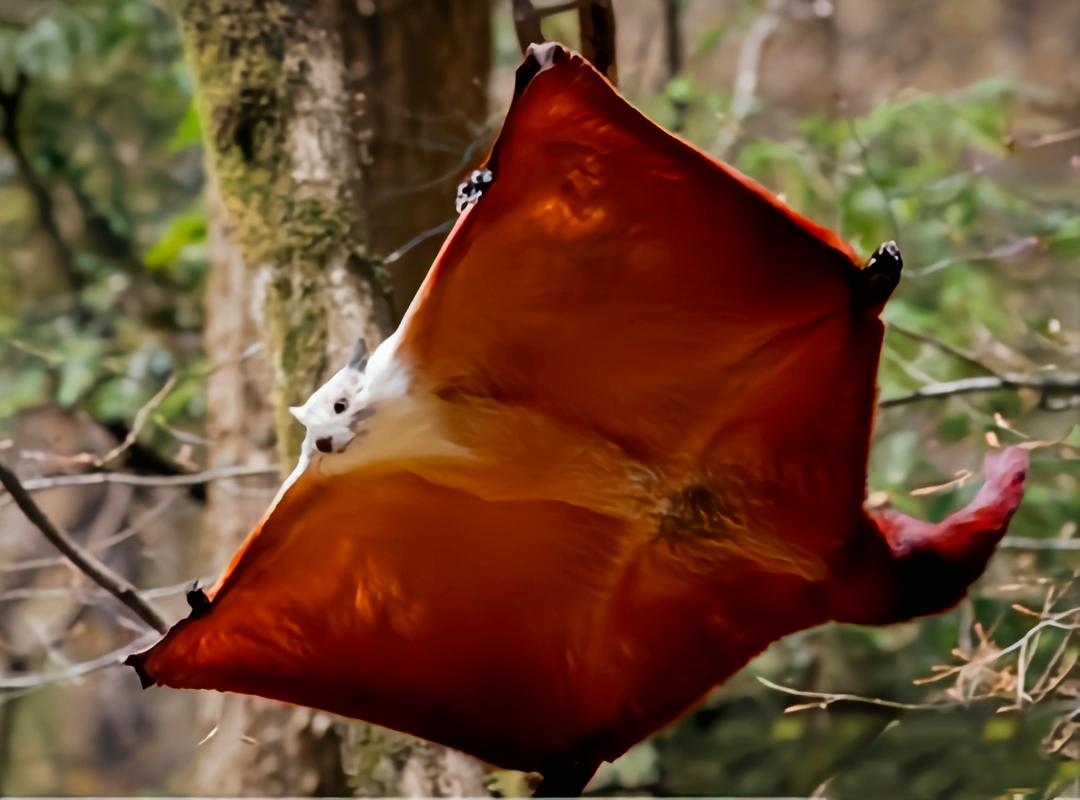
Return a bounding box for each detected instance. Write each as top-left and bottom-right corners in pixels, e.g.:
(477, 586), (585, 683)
(176, 0), (492, 794)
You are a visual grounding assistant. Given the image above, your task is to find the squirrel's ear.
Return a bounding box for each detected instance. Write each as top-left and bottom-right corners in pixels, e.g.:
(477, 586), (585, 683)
(347, 338), (369, 370)
(289, 405), (305, 423)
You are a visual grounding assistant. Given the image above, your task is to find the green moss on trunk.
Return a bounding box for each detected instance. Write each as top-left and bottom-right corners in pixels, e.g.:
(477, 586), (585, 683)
(172, 1), (493, 794)
(173, 0), (366, 462)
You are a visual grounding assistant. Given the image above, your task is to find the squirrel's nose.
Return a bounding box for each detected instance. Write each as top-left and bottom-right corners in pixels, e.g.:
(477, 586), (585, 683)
(315, 437), (334, 454)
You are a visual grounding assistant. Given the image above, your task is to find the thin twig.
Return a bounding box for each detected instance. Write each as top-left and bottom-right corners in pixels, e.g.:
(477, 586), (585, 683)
(1029, 639), (1075, 704)
(98, 373), (179, 467)
(1008, 126), (1080, 150)
(511, 0), (579, 53)
(383, 219), (454, 266)
(577, 0), (618, 83)
(848, 117), (899, 240)
(1000, 536), (1080, 551)
(879, 372), (1080, 408)
(756, 675), (944, 712)
(375, 136), (488, 201)
(764, 608), (1080, 713)
(713, 0), (786, 155)
(908, 236), (1041, 279)
(914, 608), (1080, 686)
(662, 0), (683, 83)
(1, 576), (208, 603)
(3, 494), (179, 573)
(0, 632), (158, 691)
(660, 0), (688, 130)
(16, 463), (278, 493)
(0, 463), (168, 633)
(886, 323), (1000, 377)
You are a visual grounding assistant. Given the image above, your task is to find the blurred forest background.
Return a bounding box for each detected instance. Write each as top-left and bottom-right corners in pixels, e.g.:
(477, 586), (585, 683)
(0, 0), (1077, 797)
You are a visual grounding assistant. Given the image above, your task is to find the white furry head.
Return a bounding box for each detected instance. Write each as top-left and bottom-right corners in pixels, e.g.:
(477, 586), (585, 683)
(290, 338), (370, 455)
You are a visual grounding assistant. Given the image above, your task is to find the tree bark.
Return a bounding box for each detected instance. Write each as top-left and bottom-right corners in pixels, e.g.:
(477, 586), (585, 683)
(177, 0), (491, 794)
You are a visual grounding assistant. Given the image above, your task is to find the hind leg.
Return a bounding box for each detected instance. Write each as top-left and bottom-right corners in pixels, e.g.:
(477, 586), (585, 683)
(828, 448), (1028, 625)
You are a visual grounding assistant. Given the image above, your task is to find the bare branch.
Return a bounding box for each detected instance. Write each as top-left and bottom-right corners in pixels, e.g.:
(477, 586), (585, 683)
(1009, 125), (1080, 150)
(511, 0), (617, 83)
(756, 675), (939, 712)
(908, 236), (1041, 279)
(16, 463), (278, 493)
(1, 576), (208, 604)
(512, 0), (545, 52)
(763, 607), (1080, 714)
(713, 0), (787, 155)
(0, 632), (158, 691)
(383, 219), (454, 267)
(0, 463), (168, 633)
(847, 117), (900, 240)
(1000, 536), (1080, 551)
(879, 372), (1080, 409)
(98, 373), (180, 467)
(662, 0), (683, 83)
(916, 608), (1079, 688)
(578, 0), (617, 83)
(3, 495), (179, 574)
(512, 0), (580, 53)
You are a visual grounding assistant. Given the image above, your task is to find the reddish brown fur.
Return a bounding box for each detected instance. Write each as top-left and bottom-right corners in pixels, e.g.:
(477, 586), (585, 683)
(129, 45), (1028, 788)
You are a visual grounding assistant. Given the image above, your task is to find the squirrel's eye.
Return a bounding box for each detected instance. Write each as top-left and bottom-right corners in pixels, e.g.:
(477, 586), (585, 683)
(333, 398), (348, 414)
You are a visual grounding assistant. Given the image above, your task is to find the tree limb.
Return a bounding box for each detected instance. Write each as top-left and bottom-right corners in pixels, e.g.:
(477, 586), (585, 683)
(662, 0), (683, 83)
(4, 495), (178, 574)
(512, 0), (618, 83)
(1000, 536), (1080, 551)
(512, 0), (578, 53)
(761, 608), (1080, 713)
(886, 322), (1001, 377)
(713, 0), (787, 155)
(0, 463), (168, 633)
(0, 632), (158, 692)
(14, 463), (278, 493)
(512, 0), (546, 50)
(577, 0), (617, 83)
(757, 675), (940, 712)
(879, 372), (1080, 409)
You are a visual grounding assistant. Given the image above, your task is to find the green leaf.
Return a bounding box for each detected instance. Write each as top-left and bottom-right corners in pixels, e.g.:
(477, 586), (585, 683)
(144, 210), (206, 271)
(167, 103), (202, 152)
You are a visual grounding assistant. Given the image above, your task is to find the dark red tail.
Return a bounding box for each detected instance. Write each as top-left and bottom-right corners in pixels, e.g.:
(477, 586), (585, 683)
(832, 447), (1029, 624)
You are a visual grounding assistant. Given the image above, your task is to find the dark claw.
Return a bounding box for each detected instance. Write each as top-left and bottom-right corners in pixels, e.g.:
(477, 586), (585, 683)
(856, 240), (903, 309)
(455, 168), (494, 214)
(186, 585), (212, 618)
(124, 653), (155, 689)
